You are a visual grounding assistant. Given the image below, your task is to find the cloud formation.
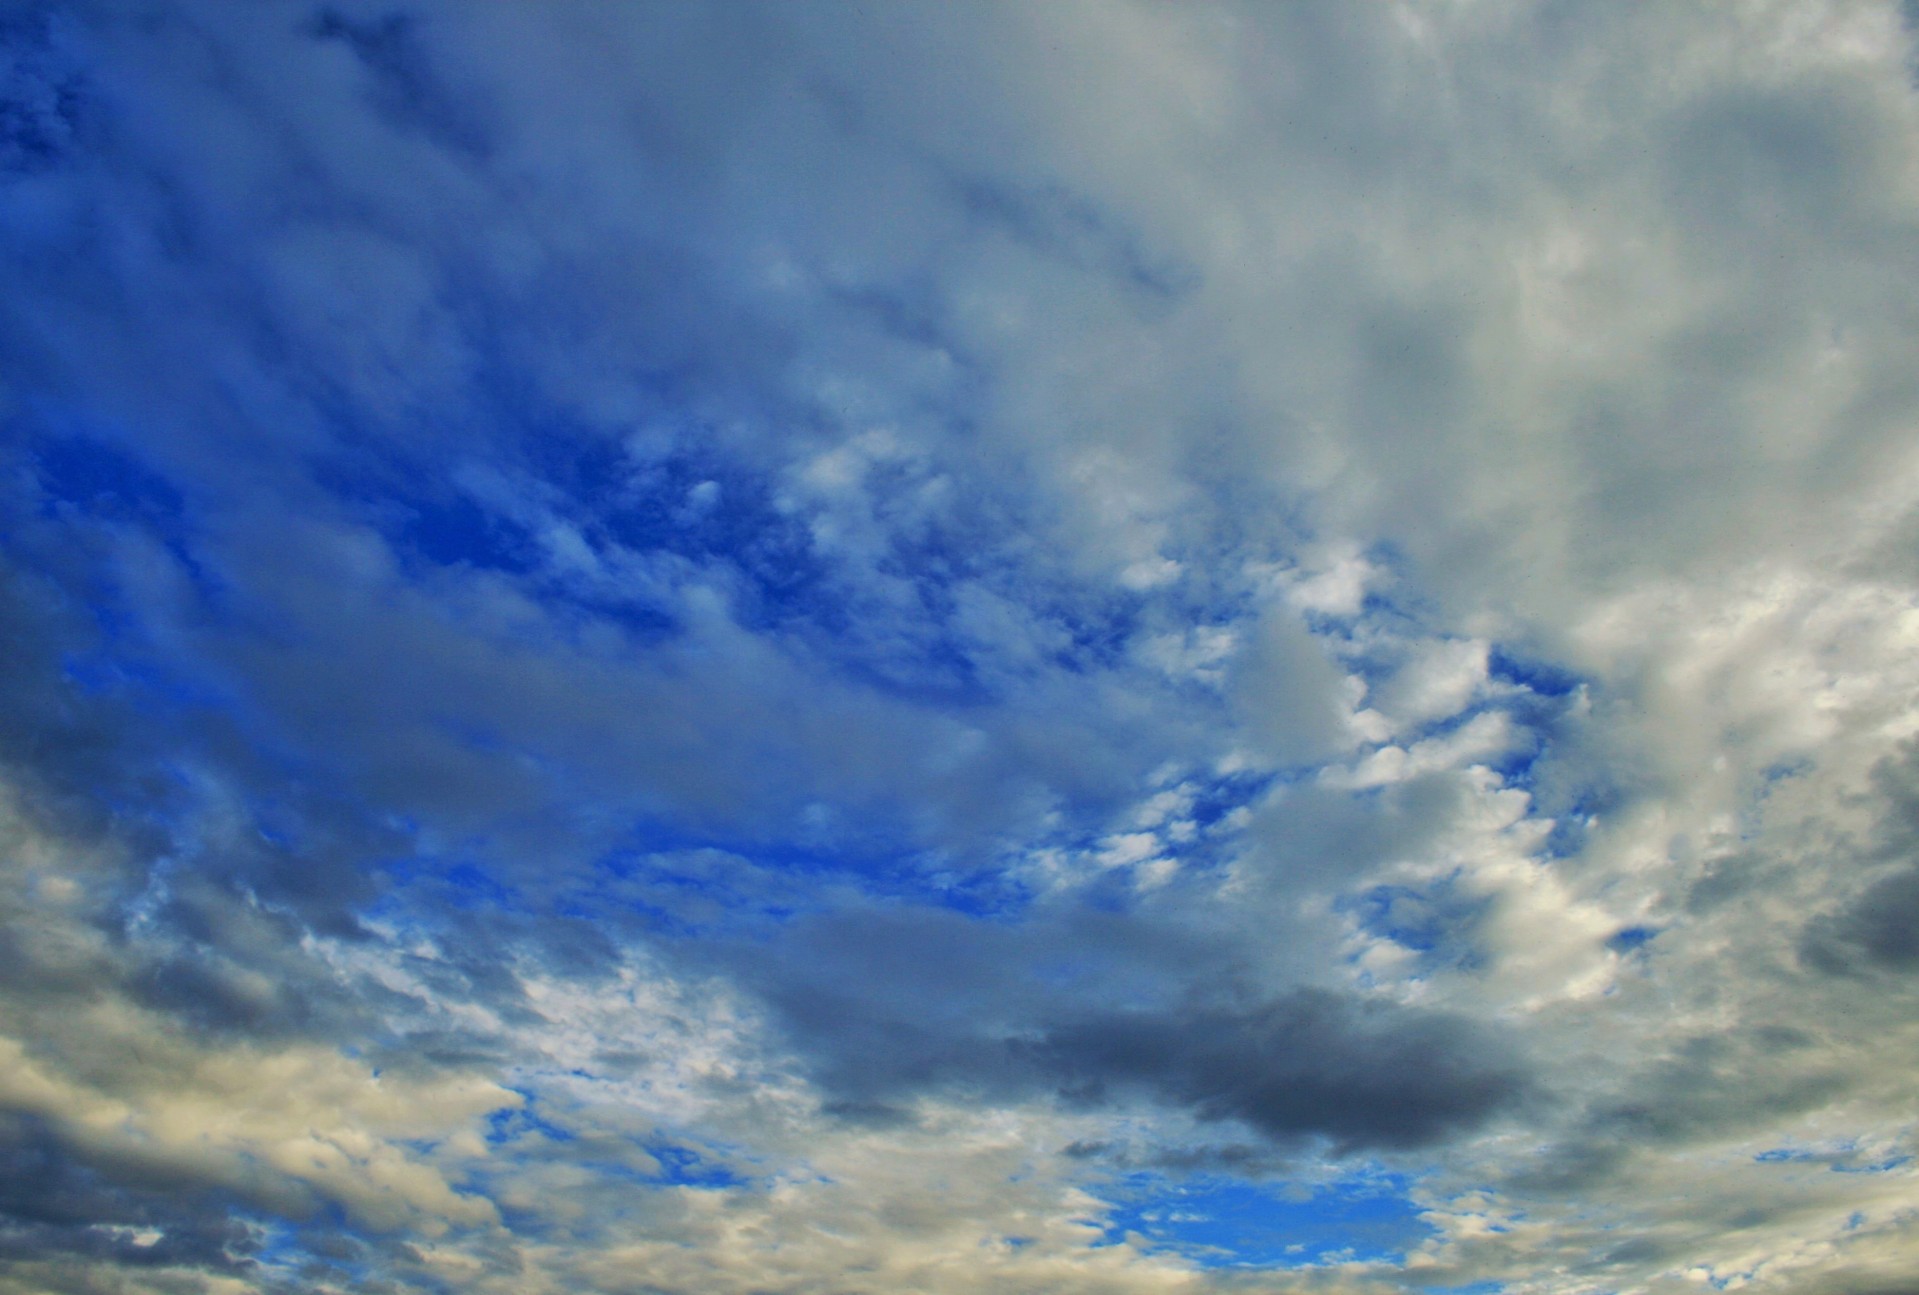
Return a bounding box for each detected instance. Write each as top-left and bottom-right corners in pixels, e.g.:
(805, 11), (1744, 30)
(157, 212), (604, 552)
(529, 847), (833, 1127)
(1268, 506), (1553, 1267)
(4, 1), (1919, 1291)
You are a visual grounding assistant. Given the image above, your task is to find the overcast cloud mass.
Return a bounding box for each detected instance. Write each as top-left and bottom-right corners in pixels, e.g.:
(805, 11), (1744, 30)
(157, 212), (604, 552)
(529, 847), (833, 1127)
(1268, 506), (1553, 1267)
(4, 2), (1919, 1291)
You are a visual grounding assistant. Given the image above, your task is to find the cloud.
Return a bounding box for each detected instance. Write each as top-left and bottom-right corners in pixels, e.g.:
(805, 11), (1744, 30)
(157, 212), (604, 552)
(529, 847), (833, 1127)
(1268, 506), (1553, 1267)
(4, 1), (1919, 1292)
(1801, 741), (1919, 975)
(1033, 992), (1529, 1153)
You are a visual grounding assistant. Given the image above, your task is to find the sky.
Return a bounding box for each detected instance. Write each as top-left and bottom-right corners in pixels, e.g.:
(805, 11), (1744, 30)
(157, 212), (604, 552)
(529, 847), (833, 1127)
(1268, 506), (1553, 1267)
(3, 2), (1919, 1292)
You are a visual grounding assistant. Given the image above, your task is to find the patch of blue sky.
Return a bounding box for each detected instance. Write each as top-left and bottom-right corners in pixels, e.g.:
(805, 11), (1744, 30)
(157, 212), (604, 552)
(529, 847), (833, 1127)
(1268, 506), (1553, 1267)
(15, 410), (229, 605)
(27, 424), (186, 527)
(309, 296), (1230, 702)
(231, 1215), (308, 1271)
(325, 422), (1095, 703)
(556, 866), (801, 942)
(1394, 699), (1510, 748)
(234, 1202), (417, 1293)
(471, 378), (785, 546)
(485, 1091), (575, 1147)
(598, 459), (820, 618)
(799, 523), (1162, 701)
(1832, 1155), (1911, 1174)
(915, 870), (1037, 920)
(1486, 646), (1584, 699)
(1298, 604), (1366, 640)
(592, 458), (821, 609)
(369, 852), (539, 926)
(482, 1088), (752, 1205)
(1541, 783), (1623, 861)
(434, 860), (529, 913)
(1607, 925), (1658, 953)
(1094, 1170), (1433, 1270)
(1761, 757), (1813, 783)
(392, 487), (542, 577)
(9, 445), (249, 713)
(643, 1140), (747, 1190)
(809, 615), (995, 708)
(1185, 770), (1277, 829)
(1343, 875), (1489, 973)
(1485, 732), (1548, 791)
(1350, 586), (1434, 636)
(56, 649), (184, 706)
(369, 810), (1041, 951)
(579, 825), (1037, 932)
(1736, 758), (1816, 841)
(321, 365), (1532, 757)
(1754, 1141), (1911, 1174)
(1351, 649), (1583, 772)
(320, 445), (607, 587)
(1024, 588), (1146, 677)
(1314, 568), (1583, 710)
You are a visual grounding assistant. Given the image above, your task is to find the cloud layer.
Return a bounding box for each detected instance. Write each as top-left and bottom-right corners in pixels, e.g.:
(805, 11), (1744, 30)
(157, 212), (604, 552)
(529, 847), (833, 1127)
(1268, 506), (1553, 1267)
(4, 2), (1919, 1291)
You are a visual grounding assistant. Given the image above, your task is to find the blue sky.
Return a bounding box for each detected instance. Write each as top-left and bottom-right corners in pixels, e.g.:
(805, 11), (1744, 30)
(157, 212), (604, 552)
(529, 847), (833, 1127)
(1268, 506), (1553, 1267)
(4, 3), (1919, 1293)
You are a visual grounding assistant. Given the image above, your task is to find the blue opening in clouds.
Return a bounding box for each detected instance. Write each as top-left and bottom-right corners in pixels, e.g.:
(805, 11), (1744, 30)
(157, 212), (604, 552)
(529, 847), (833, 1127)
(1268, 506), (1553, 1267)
(587, 820), (1038, 925)
(398, 490), (539, 575)
(1607, 926), (1657, 953)
(1345, 877), (1488, 972)
(30, 431), (184, 525)
(1096, 1172), (1432, 1269)
(485, 1092), (574, 1147)
(645, 1141), (746, 1190)
(1487, 647), (1583, 699)
(1542, 782), (1624, 860)
(1834, 1156), (1912, 1174)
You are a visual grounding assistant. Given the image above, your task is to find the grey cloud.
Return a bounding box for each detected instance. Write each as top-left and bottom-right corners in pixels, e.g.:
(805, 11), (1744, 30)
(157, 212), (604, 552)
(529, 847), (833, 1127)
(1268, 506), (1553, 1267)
(1585, 1029), (1848, 1147)
(1661, 84), (1893, 247)
(950, 174), (1199, 304)
(1240, 773), (1476, 894)
(0, 1114), (258, 1279)
(1801, 742), (1919, 975)
(736, 904), (1529, 1153)
(1802, 863), (1919, 975)
(1224, 606), (1351, 766)
(1032, 990), (1529, 1152)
